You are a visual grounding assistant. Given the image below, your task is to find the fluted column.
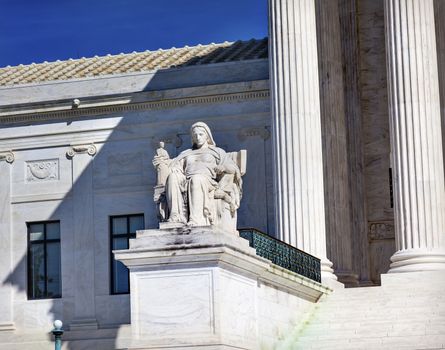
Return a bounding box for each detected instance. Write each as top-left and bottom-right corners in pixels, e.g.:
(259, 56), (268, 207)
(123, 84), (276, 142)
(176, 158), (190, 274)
(338, 0), (371, 284)
(268, 0), (336, 280)
(435, 0), (445, 162)
(385, 0), (445, 272)
(316, 0), (358, 286)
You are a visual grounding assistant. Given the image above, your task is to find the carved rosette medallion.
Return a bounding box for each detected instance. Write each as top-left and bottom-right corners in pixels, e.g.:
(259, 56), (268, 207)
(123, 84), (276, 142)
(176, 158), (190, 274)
(66, 144), (97, 158)
(0, 151), (15, 164)
(26, 159), (59, 183)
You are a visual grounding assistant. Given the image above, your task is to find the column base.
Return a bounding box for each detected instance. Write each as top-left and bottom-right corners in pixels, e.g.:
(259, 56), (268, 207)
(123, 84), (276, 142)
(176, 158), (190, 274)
(335, 271), (360, 287)
(321, 258), (337, 280)
(321, 258), (344, 289)
(388, 249), (445, 273)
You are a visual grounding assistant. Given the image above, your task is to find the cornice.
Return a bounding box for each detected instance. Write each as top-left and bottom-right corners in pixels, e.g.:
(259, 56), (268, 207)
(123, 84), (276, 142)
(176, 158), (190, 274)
(0, 89), (269, 125)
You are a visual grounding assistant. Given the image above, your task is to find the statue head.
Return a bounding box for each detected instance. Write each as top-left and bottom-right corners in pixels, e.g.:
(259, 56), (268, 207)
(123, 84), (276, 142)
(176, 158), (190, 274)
(190, 122), (215, 148)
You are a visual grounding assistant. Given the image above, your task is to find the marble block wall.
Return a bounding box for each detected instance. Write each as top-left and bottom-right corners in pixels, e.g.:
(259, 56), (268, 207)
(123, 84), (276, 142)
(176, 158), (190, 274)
(0, 64), (272, 348)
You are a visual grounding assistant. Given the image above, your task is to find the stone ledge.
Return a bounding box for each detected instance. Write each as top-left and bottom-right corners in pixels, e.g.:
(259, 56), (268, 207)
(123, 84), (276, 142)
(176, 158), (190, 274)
(115, 227), (329, 302)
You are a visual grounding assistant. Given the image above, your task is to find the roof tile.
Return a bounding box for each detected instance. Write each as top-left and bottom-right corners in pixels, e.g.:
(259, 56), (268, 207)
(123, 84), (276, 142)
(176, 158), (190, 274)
(0, 38), (268, 87)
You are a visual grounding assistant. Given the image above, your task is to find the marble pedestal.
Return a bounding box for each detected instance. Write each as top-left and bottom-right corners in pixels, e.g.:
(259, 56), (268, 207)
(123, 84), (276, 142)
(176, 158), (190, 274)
(114, 227), (329, 350)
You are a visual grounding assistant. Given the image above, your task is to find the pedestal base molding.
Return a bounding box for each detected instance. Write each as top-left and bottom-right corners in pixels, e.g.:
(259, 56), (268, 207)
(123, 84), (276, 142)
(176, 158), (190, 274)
(115, 227), (329, 349)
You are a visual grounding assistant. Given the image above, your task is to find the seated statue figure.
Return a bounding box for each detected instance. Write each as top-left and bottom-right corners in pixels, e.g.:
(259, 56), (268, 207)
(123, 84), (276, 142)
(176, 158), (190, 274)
(153, 122), (245, 232)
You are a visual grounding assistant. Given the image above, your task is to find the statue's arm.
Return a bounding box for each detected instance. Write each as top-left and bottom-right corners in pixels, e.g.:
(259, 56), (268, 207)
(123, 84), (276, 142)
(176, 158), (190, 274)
(169, 157), (185, 173)
(216, 161), (237, 175)
(215, 150), (239, 176)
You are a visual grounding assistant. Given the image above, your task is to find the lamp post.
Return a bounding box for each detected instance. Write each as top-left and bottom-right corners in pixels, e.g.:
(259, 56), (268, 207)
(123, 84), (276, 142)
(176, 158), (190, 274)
(51, 320), (64, 350)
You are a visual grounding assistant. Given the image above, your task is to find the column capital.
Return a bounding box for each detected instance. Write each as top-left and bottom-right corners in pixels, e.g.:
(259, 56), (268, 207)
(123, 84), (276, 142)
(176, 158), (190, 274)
(0, 151), (14, 164)
(66, 144), (97, 158)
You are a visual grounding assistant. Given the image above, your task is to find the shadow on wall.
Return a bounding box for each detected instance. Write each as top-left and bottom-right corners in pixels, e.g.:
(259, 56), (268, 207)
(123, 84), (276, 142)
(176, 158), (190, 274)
(1, 40), (272, 350)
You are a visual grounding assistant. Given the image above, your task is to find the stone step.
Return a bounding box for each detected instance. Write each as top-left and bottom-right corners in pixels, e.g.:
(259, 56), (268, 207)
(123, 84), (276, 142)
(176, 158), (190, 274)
(293, 336), (384, 350)
(294, 273), (445, 349)
(299, 321), (439, 339)
(322, 292), (445, 301)
(312, 303), (445, 314)
(317, 304), (445, 314)
(312, 313), (445, 324)
(294, 334), (445, 350)
(319, 294), (445, 304)
(308, 317), (445, 329)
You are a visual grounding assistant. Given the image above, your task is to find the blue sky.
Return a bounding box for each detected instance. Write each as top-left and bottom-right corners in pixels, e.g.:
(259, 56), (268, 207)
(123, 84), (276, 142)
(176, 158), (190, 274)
(0, 0), (268, 67)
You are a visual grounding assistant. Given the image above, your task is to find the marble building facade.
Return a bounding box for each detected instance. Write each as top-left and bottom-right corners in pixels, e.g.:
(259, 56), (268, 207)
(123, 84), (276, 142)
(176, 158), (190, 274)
(0, 0), (444, 349)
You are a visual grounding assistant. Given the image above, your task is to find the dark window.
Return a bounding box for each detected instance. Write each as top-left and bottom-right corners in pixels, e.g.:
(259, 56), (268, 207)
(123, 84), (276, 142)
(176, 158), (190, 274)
(27, 221), (61, 299)
(110, 214), (144, 294)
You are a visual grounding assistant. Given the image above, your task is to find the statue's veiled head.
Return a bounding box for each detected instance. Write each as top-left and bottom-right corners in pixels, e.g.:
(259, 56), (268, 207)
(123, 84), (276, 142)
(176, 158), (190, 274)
(190, 122), (216, 148)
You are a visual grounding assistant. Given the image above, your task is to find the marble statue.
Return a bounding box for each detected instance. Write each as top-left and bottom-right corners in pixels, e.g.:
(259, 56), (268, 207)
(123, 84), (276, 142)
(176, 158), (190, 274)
(154, 142), (170, 186)
(153, 122), (246, 232)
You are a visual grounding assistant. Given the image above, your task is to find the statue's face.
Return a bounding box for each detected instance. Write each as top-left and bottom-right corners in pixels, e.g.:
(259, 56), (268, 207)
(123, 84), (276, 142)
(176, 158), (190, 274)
(192, 127), (208, 148)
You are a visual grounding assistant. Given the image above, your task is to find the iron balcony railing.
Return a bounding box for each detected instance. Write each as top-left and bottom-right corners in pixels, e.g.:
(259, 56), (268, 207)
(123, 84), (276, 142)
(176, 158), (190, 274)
(239, 228), (321, 283)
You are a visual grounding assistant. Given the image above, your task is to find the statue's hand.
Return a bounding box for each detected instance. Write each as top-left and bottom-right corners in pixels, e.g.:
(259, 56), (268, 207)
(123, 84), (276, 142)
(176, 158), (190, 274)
(152, 155), (167, 167)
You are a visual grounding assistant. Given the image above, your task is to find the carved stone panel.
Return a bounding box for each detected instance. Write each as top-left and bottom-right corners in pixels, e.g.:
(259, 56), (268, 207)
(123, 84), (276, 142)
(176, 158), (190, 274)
(368, 222), (395, 284)
(368, 222), (395, 240)
(26, 159), (59, 183)
(237, 127), (270, 142)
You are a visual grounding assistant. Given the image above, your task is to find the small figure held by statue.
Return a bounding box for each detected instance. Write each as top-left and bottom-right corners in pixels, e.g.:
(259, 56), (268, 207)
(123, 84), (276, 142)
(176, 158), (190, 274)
(152, 122), (246, 233)
(154, 141), (170, 186)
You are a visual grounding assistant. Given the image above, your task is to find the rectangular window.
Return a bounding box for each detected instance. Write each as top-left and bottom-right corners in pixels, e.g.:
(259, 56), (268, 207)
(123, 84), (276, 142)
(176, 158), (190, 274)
(110, 214), (144, 294)
(27, 221), (61, 299)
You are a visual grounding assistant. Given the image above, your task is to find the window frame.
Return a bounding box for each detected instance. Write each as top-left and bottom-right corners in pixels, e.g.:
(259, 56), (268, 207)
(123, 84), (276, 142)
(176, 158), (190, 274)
(109, 213), (144, 295)
(27, 220), (62, 300)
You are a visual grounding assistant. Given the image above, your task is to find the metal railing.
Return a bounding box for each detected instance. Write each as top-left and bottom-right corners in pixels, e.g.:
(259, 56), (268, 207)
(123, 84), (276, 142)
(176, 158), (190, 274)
(239, 228), (321, 283)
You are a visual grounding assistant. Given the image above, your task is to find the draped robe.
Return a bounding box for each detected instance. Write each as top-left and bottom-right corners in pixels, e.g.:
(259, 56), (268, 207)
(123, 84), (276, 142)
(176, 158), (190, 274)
(165, 145), (241, 226)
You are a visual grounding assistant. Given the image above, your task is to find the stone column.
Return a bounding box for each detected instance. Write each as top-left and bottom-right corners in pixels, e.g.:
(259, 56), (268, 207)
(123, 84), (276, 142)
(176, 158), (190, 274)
(338, 0), (371, 285)
(0, 152), (15, 331)
(68, 145), (99, 329)
(315, 0), (358, 286)
(385, 0), (445, 272)
(434, 0), (445, 164)
(268, 0), (336, 280)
